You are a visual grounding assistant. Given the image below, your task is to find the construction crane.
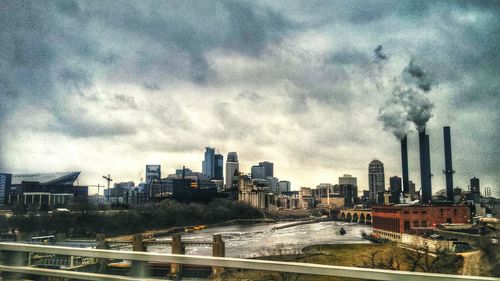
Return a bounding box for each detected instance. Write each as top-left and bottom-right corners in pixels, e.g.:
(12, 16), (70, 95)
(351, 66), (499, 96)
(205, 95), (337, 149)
(102, 174), (113, 203)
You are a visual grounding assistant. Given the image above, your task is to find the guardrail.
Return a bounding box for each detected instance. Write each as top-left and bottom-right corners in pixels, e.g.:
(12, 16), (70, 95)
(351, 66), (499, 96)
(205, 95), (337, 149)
(0, 242), (497, 281)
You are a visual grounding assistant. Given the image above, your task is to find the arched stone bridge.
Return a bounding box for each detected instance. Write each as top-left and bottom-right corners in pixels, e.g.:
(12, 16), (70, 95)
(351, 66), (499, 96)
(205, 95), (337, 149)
(338, 209), (372, 224)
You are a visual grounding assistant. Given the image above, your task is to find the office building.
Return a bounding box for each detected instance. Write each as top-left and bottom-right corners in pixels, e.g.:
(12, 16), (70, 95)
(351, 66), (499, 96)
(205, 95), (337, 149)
(225, 152), (239, 190)
(145, 165), (161, 183)
(368, 159), (385, 203)
(278, 181), (291, 193)
(266, 176), (279, 193)
(214, 154), (224, 180)
(251, 165), (265, 180)
(258, 161), (274, 178)
(202, 147), (215, 179)
(0, 173), (12, 207)
(339, 174), (357, 186)
(389, 176), (402, 204)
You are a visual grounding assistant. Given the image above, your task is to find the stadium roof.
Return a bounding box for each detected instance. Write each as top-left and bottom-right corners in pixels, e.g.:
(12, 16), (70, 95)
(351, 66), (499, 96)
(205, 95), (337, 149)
(11, 172), (81, 185)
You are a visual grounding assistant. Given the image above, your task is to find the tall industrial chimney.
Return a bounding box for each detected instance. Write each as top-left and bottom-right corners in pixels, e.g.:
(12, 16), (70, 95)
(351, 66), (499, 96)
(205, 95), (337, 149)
(443, 126), (454, 201)
(401, 135), (409, 194)
(425, 134), (432, 199)
(419, 129), (432, 203)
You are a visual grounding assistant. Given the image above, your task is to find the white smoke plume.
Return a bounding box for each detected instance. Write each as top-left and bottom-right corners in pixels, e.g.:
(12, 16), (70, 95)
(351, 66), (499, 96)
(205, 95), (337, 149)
(378, 57), (435, 138)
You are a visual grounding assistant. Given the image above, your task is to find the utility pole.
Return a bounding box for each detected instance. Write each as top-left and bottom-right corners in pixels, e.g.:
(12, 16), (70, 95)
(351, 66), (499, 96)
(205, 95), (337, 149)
(102, 174), (113, 203)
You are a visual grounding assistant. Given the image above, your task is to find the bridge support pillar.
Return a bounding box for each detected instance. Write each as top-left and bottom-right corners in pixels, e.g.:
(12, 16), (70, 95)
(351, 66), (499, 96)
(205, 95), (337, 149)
(131, 234), (149, 277)
(170, 234), (184, 279)
(96, 233), (108, 273)
(211, 234), (225, 280)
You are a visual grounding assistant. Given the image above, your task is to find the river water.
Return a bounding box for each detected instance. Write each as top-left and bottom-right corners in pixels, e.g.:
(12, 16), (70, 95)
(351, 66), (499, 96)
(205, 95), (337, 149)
(148, 221), (372, 258)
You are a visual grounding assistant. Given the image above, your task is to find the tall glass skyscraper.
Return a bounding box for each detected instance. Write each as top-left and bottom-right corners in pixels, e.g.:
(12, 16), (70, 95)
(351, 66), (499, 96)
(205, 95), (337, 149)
(0, 173), (12, 207)
(202, 147), (215, 179)
(214, 154), (224, 180)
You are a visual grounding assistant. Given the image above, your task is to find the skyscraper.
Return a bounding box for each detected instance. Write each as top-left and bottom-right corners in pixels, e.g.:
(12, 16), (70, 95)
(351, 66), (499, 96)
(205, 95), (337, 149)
(202, 147), (215, 179)
(0, 173), (12, 207)
(258, 161), (274, 178)
(214, 154), (224, 180)
(368, 159), (385, 203)
(389, 176), (402, 203)
(225, 152), (239, 190)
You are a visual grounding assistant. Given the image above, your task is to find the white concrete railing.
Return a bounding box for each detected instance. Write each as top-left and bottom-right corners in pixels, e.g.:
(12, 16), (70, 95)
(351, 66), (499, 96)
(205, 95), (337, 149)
(0, 242), (497, 281)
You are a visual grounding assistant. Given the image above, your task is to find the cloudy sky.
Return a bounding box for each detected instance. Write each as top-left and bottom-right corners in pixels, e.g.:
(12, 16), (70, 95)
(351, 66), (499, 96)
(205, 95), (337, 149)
(1, 0), (499, 196)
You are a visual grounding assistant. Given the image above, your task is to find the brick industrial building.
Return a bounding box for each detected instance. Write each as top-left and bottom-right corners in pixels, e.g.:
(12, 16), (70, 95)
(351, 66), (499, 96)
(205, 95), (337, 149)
(372, 205), (470, 241)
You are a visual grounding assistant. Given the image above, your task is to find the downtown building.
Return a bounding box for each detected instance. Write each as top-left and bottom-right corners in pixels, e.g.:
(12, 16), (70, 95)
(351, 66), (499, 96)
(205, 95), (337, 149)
(368, 159), (385, 204)
(202, 147), (223, 181)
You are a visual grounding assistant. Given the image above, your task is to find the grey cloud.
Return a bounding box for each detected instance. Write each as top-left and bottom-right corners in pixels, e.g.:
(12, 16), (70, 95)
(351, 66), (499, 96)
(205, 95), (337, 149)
(49, 110), (137, 138)
(403, 59), (435, 92)
(238, 91), (263, 101)
(113, 94), (138, 109)
(143, 82), (160, 91)
(328, 48), (370, 65)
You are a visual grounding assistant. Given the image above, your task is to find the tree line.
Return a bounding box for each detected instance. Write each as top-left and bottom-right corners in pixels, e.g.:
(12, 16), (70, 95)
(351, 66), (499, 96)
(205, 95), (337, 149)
(0, 199), (263, 237)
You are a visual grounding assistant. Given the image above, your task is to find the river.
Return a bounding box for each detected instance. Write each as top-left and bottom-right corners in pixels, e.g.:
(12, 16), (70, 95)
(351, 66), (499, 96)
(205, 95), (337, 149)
(147, 221), (372, 258)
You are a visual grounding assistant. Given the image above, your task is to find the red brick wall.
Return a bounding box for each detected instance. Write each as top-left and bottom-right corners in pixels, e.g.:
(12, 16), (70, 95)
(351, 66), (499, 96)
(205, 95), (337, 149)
(373, 205), (470, 234)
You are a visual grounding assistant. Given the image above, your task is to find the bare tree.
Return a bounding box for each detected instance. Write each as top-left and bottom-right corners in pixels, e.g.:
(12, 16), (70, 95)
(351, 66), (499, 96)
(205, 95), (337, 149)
(404, 242), (460, 273)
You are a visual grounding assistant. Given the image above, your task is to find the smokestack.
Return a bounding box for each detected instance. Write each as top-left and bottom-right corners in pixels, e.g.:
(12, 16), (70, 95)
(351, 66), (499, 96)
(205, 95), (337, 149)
(443, 126), (454, 201)
(401, 135), (409, 194)
(419, 129), (432, 203)
(425, 134), (432, 200)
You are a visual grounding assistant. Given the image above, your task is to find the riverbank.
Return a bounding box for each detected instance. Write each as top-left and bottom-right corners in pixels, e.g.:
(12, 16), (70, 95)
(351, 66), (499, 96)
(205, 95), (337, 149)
(222, 243), (465, 281)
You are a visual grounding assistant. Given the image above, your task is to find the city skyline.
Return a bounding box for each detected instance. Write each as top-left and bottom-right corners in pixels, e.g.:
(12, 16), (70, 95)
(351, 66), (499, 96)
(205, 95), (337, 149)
(0, 1), (498, 197)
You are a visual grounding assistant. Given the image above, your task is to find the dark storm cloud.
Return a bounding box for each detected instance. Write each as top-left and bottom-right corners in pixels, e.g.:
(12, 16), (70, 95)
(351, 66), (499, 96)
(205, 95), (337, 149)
(1, 0), (499, 195)
(0, 0), (295, 167)
(49, 110), (137, 138)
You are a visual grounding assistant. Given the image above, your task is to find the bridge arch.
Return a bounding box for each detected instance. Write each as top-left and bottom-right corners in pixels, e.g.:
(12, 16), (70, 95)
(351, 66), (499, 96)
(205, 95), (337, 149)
(366, 214), (372, 224)
(353, 213), (358, 223)
(359, 213), (365, 224)
(346, 213), (352, 222)
(340, 212), (346, 221)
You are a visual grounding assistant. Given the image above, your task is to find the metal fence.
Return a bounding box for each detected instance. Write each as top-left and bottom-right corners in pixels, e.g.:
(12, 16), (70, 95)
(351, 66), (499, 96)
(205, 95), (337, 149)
(0, 242), (497, 281)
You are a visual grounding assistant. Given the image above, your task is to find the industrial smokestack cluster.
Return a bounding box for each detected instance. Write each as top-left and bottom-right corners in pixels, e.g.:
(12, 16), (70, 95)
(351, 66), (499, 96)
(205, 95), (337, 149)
(400, 126), (455, 204)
